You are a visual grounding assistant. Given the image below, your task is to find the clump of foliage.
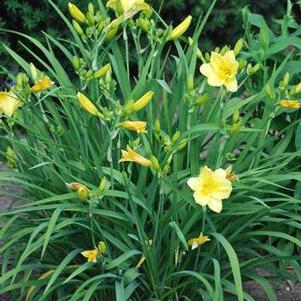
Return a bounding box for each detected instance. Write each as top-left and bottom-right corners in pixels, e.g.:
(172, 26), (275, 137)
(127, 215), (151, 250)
(0, 0), (301, 300)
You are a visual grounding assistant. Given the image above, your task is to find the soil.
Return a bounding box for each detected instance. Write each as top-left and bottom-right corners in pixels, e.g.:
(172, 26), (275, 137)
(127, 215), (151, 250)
(0, 163), (301, 300)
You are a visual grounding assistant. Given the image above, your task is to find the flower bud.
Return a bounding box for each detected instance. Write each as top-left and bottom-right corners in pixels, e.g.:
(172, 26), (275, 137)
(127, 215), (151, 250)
(99, 177), (108, 192)
(88, 3), (94, 16)
(73, 20), (84, 36)
(98, 241), (106, 254)
(167, 16), (192, 41)
(171, 131), (181, 142)
(150, 155), (160, 171)
(77, 92), (103, 117)
(87, 11), (95, 26)
(228, 123), (241, 135)
(72, 56), (80, 70)
(6, 147), (16, 169)
(94, 63), (111, 79)
(30, 63), (38, 81)
(68, 3), (86, 23)
(195, 93), (208, 106)
(234, 38), (244, 55)
(264, 84), (275, 99)
(77, 186), (90, 201)
(220, 45), (229, 55)
(187, 74), (194, 91)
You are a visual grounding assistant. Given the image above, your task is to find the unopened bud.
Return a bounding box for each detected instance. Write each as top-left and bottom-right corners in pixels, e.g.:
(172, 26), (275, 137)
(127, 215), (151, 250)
(73, 20), (84, 36)
(264, 84), (275, 99)
(150, 156), (160, 171)
(30, 63), (38, 81)
(195, 93), (208, 106)
(99, 177), (108, 192)
(171, 131), (181, 142)
(234, 38), (244, 55)
(77, 186), (90, 201)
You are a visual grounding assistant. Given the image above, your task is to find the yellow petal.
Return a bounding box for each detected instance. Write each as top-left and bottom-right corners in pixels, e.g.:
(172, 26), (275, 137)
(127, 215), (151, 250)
(187, 177), (201, 191)
(199, 63), (213, 77)
(0, 92), (22, 117)
(207, 73), (224, 87)
(224, 78), (238, 92)
(193, 191), (210, 206)
(208, 199), (223, 213)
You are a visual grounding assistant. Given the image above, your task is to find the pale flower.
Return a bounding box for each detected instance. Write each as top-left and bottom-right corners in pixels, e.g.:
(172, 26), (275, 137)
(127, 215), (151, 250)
(119, 145), (151, 167)
(200, 50), (239, 92)
(106, 0), (150, 14)
(187, 166), (232, 213)
(0, 91), (22, 117)
(188, 234), (210, 250)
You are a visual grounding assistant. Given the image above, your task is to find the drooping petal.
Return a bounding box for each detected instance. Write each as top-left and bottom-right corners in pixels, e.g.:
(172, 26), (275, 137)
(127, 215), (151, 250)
(208, 199), (223, 213)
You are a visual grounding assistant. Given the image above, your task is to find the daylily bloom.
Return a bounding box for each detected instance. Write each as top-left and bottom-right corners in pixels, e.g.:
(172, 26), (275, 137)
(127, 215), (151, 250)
(30, 76), (54, 93)
(81, 241), (106, 263)
(77, 92), (102, 117)
(278, 99), (300, 109)
(188, 234), (210, 250)
(167, 16), (192, 41)
(106, 0), (150, 14)
(0, 91), (22, 117)
(200, 50), (239, 92)
(120, 121), (147, 133)
(68, 3), (86, 23)
(119, 145), (152, 167)
(187, 166), (232, 213)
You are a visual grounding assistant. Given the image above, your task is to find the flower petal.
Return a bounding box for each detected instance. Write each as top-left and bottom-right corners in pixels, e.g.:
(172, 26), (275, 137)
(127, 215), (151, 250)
(187, 177), (201, 191)
(199, 63), (213, 77)
(224, 78), (238, 92)
(208, 199), (223, 213)
(193, 191), (210, 206)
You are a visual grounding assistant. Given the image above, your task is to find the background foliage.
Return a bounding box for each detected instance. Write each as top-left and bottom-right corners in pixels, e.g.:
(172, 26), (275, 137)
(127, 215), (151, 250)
(0, 0), (288, 73)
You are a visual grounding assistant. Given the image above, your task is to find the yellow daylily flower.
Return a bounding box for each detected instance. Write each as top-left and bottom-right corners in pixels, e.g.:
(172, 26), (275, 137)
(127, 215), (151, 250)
(120, 121), (147, 133)
(188, 234), (210, 250)
(106, 0), (150, 14)
(167, 15), (192, 41)
(187, 166), (232, 213)
(76, 92), (102, 117)
(30, 76), (54, 93)
(81, 249), (98, 263)
(81, 241), (106, 263)
(119, 145), (152, 167)
(68, 2), (86, 23)
(0, 91), (22, 117)
(200, 50), (239, 92)
(278, 99), (300, 109)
